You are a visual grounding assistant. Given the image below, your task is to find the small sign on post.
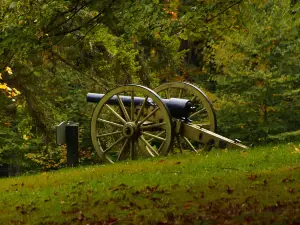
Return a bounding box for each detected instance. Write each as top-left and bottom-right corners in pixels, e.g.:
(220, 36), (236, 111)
(56, 121), (79, 167)
(56, 121), (67, 145)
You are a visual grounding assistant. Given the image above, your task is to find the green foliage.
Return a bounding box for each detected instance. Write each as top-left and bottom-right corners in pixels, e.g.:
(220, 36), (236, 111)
(0, 0), (300, 171)
(0, 0), (184, 170)
(210, 0), (300, 142)
(0, 100), (39, 167)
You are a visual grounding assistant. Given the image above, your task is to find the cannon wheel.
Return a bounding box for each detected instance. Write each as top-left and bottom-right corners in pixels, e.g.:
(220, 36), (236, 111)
(154, 82), (217, 152)
(91, 84), (174, 163)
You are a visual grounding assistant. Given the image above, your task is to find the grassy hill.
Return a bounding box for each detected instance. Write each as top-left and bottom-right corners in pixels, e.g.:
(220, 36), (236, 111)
(1, 143), (300, 224)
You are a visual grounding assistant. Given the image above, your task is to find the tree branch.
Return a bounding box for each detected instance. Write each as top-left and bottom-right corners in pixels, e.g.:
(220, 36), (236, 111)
(52, 0), (117, 37)
(50, 50), (109, 90)
(0, 5), (10, 23)
(205, 0), (244, 22)
(45, 1), (90, 34)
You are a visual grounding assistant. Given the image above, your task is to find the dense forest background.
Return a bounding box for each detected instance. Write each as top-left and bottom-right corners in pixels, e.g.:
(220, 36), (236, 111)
(0, 0), (299, 171)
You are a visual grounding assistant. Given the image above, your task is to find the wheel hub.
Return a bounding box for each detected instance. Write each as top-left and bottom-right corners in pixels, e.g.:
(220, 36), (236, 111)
(122, 122), (138, 138)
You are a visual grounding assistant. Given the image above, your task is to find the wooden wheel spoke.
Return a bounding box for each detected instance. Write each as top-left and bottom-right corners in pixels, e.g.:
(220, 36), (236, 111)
(166, 88), (170, 99)
(131, 91), (134, 121)
(139, 136), (159, 156)
(117, 139), (129, 161)
(157, 141), (164, 153)
(135, 96), (149, 123)
(189, 108), (206, 119)
(130, 140), (134, 160)
(105, 104), (126, 124)
(176, 135), (183, 154)
(141, 122), (166, 130)
(116, 94), (130, 121)
(147, 131), (166, 142)
(97, 131), (122, 138)
(138, 107), (159, 127)
(141, 131), (166, 141)
(190, 95), (196, 102)
(103, 136), (125, 153)
(178, 88), (183, 98)
(183, 136), (198, 153)
(97, 118), (123, 128)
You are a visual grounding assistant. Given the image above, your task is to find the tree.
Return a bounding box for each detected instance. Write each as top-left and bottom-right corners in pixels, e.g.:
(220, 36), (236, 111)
(0, 0), (184, 169)
(210, 0), (300, 142)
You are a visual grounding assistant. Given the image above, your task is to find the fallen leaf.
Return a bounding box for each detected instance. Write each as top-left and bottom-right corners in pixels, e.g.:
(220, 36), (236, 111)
(263, 179), (268, 185)
(146, 185), (159, 193)
(93, 200), (100, 206)
(109, 183), (129, 191)
(150, 197), (160, 201)
(30, 207), (38, 212)
(106, 217), (118, 224)
(200, 191), (204, 198)
(132, 190), (140, 195)
(208, 184), (215, 189)
(78, 211), (84, 222)
(284, 187), (296, 194)
(227, 185), (234, 194)
(282, 178), (295, 183)
(184, 203), (191, 209)
(158, 220), (169, 225)
(248, 174), (258, 180)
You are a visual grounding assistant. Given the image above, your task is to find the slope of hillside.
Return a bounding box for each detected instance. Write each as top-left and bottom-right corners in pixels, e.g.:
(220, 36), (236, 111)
(1, 143), (300, 224)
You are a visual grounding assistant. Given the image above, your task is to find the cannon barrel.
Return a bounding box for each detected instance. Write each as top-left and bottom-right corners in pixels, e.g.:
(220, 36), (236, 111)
(87, 93), (195, 119)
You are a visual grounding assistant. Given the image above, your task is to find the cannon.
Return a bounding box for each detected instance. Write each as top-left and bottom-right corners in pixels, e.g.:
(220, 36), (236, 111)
(87, 82), (247, 163)
(87, 93), (195, 119)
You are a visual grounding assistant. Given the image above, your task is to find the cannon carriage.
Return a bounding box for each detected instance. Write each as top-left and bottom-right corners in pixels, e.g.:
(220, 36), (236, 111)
(87, 82), (247, 163)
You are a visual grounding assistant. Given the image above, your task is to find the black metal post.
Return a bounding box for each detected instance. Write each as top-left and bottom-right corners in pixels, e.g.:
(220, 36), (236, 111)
(66, 122), (79, 167)
(0, 164), (9, 177)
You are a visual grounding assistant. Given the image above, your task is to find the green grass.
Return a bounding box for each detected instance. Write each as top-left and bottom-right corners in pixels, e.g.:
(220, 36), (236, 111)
(1, 143), (300, 224)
